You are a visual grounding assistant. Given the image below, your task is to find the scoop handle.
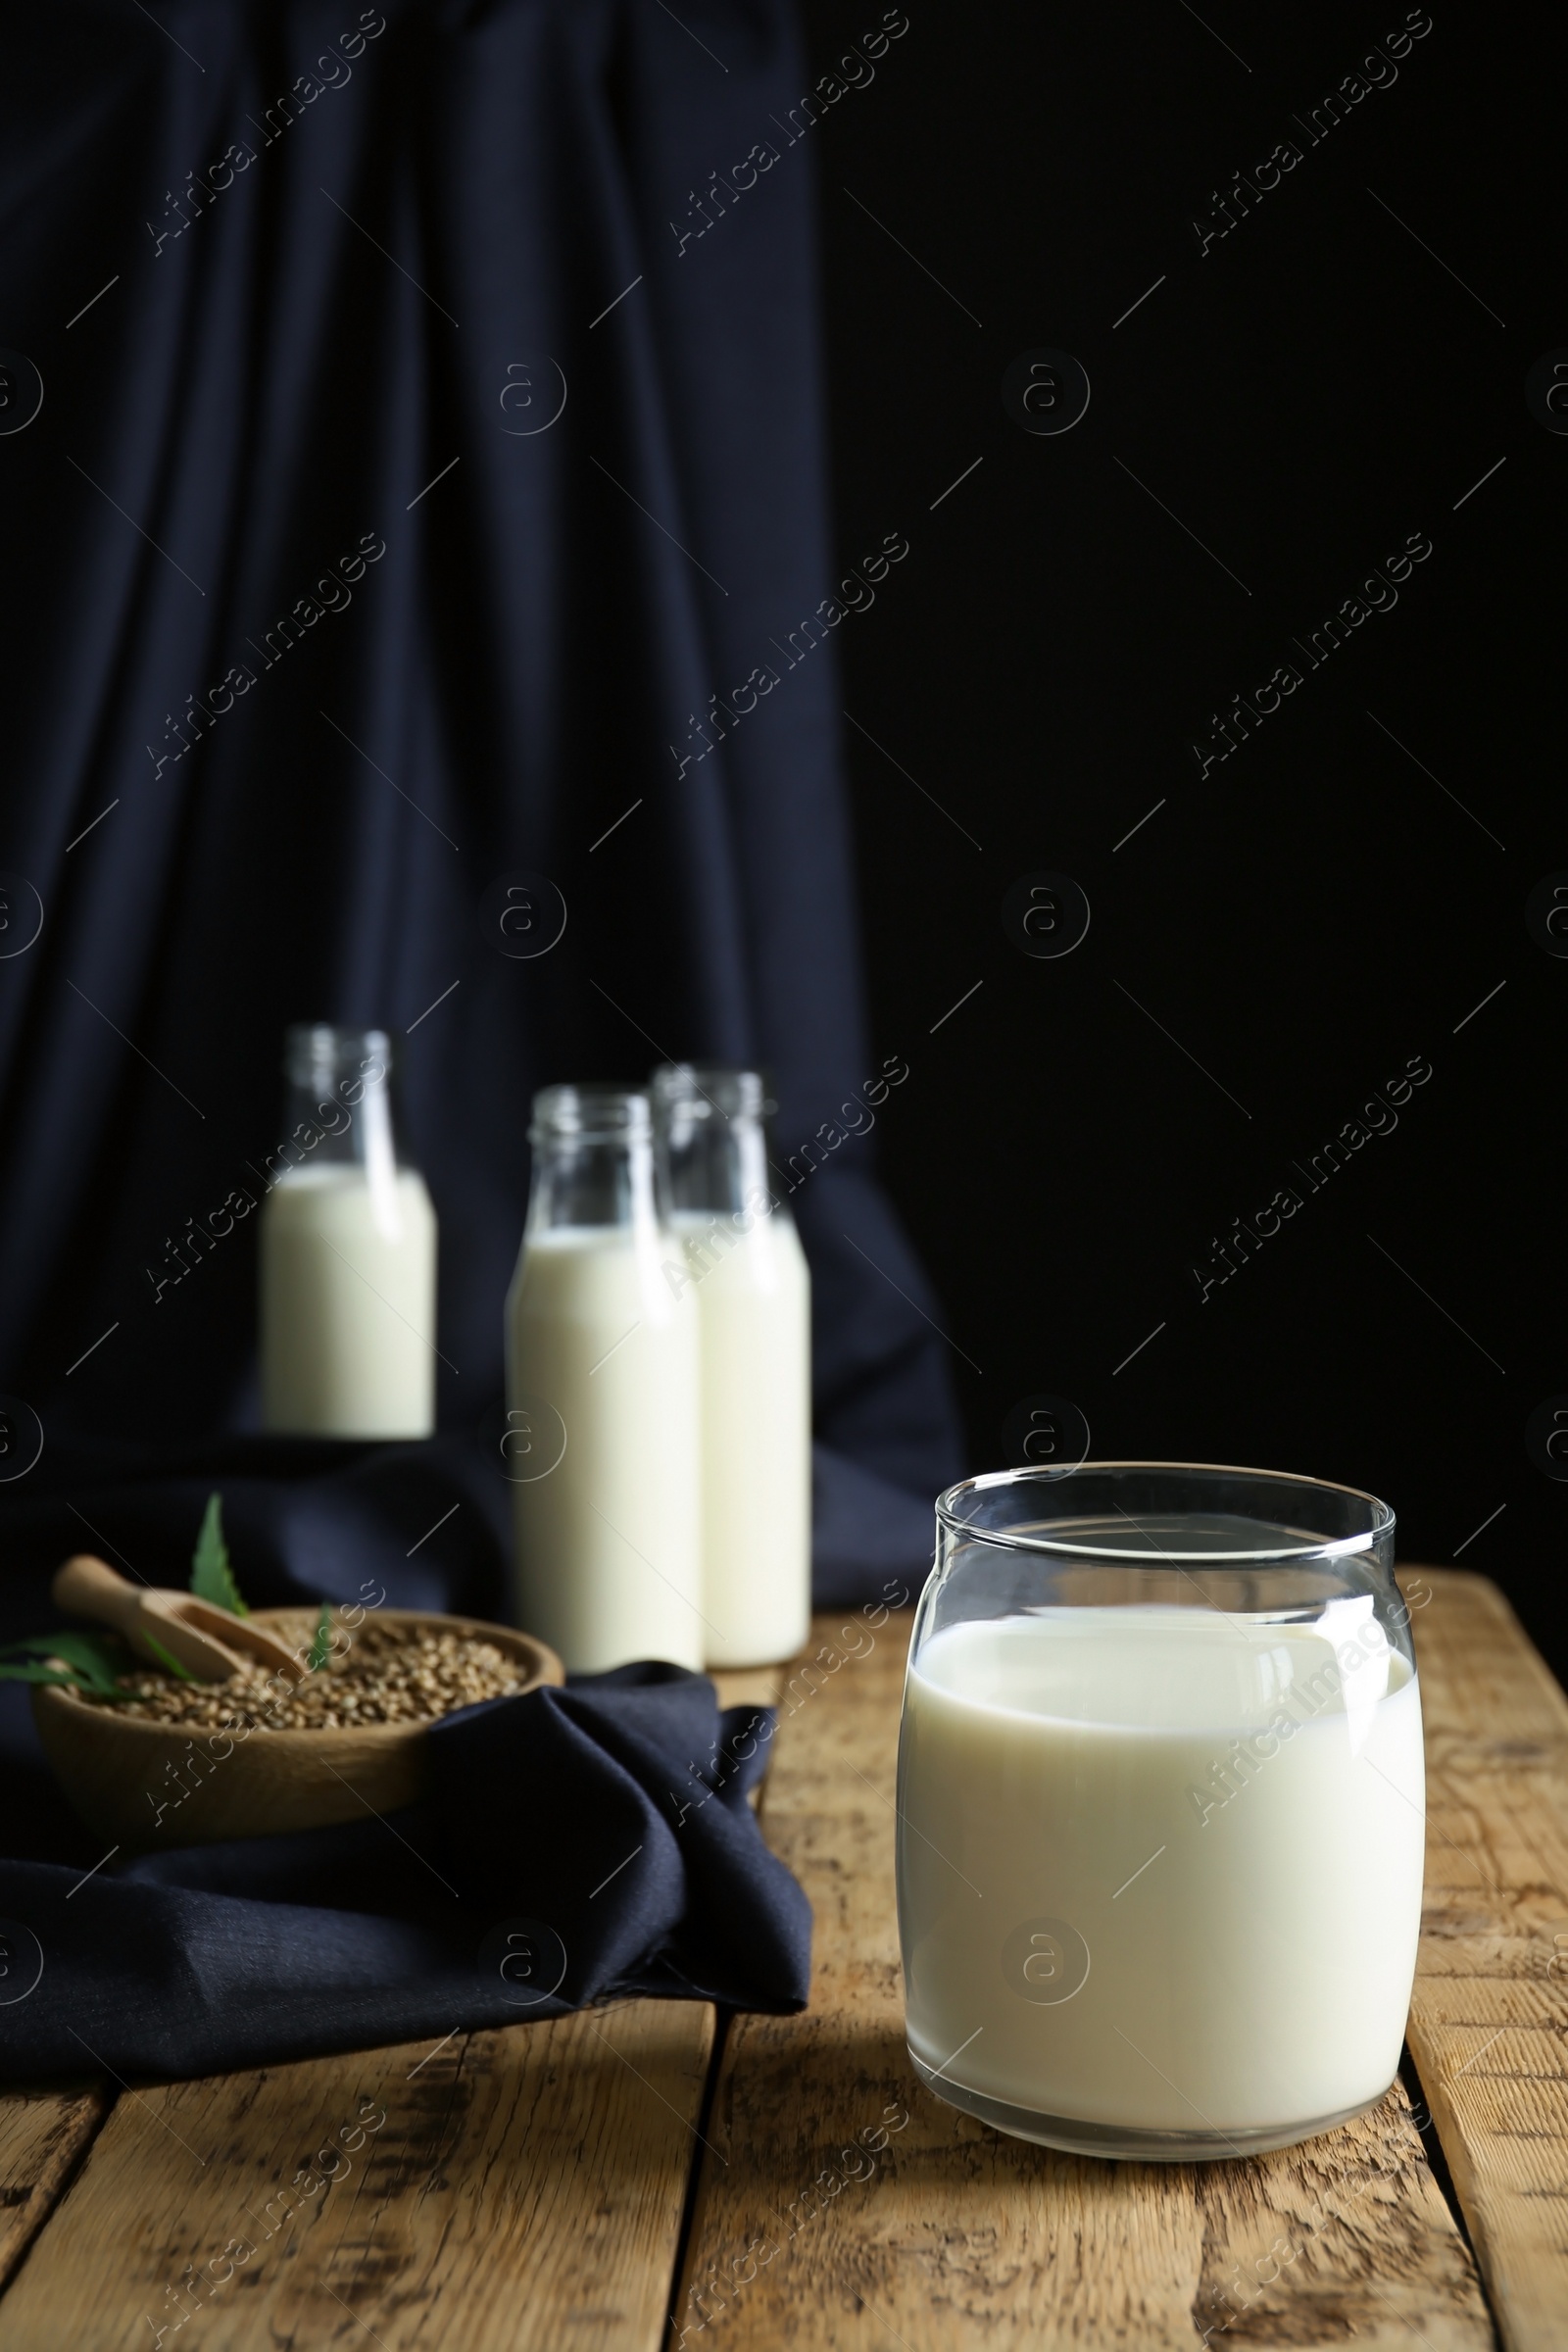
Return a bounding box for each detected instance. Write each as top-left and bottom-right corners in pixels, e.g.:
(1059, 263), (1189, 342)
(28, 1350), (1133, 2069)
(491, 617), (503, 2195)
(53, 1553), (143, 1639)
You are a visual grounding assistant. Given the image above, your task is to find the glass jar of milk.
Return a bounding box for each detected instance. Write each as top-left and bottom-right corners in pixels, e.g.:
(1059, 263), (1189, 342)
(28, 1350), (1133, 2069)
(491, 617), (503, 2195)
(506, 1085), (705, 1673)
(260, 1026), (438, 1438)
(897, 1463), (1424, 2161)
(650, 1066), (810, 1670)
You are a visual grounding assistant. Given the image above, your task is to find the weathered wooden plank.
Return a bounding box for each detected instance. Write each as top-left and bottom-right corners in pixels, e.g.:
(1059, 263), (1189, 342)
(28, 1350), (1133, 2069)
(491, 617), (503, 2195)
(0, 1661), (781, 2346)
(0, 2083), (110, 2291)
(0, 2003), (711, 2349)
(1399, 1568), (1568, 2352)
(672, 1607), (1496, 2350)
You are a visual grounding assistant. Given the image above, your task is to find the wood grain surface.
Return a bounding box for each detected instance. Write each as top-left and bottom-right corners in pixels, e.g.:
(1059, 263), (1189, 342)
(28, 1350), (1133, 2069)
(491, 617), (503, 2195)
(671, 1606), (1498, 2350)
(0, 2004), (713, 2349)
(0, 2083), (109, 2292)
(5, 1592), (1565, 2345)
(1399, 1569), (1568, 2352)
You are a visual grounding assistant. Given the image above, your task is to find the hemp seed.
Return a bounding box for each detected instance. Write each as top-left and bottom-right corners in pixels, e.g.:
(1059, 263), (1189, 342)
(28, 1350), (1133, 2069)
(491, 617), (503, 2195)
(70, 1617), (528, 1730)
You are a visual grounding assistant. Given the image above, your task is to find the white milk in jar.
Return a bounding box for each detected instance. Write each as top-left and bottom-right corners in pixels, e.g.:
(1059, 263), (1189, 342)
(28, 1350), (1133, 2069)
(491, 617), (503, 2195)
(899, 1603), (1423, 2143)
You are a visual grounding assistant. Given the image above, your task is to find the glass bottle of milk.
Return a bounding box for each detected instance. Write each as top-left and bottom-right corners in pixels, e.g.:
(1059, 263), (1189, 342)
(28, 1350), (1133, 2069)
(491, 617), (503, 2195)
(506, 1085), (705, 1673)
(259, 1025), (438, 1439)
(651, 1065), (810, 1669)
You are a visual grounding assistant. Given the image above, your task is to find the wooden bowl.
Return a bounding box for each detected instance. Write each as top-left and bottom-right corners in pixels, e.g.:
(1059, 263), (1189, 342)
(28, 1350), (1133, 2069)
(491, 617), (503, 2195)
(31, 1607), (564, 1851)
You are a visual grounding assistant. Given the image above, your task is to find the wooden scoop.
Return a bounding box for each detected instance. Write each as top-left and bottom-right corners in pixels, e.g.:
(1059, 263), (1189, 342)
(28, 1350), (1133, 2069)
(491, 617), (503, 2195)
(52, 1554), (309, 1685)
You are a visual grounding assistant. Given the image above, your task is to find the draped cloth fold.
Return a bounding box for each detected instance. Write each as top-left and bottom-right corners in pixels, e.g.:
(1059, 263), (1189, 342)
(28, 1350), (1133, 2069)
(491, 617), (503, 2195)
(0, 0), (961, 1594)
(0, 1667), (813, 2082)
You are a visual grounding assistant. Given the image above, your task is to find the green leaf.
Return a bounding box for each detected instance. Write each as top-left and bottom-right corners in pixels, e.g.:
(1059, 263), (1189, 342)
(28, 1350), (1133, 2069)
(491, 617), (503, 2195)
(307, 1603), (333, 1673)
(0, 1628), (127, 1685)
(140, 1630), (201, 1685)
(0, 1628), (135, 1700)
(2, 1630), (119, 1670)
(190, 1493), (249, 1617)
(0, 1660), (129, 1697)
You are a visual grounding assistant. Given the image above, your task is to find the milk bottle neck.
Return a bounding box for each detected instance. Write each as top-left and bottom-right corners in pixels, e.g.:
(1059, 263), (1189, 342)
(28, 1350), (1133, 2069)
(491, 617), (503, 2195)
(279, 1024), (411, 1182)
(525, 1087), (660, 1237)
(650, 1065), (777, 1217)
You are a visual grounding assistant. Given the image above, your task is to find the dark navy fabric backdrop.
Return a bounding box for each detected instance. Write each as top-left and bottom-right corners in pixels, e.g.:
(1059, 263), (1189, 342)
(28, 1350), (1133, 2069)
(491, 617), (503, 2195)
(0, 0), (958, 2069)
(0, 0), (961, 1623)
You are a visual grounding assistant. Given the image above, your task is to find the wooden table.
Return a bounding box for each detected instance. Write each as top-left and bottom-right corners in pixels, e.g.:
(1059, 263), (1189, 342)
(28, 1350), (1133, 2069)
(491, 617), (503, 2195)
(0, 1569), (1563, 2348)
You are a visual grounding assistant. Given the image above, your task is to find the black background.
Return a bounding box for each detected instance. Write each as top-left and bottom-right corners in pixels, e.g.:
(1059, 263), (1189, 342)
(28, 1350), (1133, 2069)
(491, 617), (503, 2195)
(800, 0), (1565, 1672)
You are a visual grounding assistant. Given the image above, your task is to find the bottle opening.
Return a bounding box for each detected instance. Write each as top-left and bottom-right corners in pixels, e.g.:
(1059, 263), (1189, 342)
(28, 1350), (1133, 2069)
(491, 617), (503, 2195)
(284, 1023), (392, 1090)
(530, 1084), (651, 1144)
(651, 1065), (772, 1124)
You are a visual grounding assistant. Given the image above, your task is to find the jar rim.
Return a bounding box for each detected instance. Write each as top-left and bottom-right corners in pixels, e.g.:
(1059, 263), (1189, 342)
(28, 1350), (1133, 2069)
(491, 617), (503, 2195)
(934, 1461), (1395, 1564)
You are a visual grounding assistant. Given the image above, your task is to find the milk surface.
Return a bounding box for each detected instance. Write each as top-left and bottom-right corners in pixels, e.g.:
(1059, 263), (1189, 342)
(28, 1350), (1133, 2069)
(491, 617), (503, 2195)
(507, 1226), (704, 1672)
(674, 1209), (810, 1668)
(898, 1605), (1424, 2134)
(260, 1165), (437, 1437)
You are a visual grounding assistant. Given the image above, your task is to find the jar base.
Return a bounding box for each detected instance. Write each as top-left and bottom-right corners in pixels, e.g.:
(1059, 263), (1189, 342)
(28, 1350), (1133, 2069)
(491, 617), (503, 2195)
(908, 2047), (1386, 2163)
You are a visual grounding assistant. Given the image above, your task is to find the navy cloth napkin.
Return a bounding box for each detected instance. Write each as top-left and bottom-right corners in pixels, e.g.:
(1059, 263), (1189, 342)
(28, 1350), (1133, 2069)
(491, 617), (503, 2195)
(0, 1665), (811, 2082)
